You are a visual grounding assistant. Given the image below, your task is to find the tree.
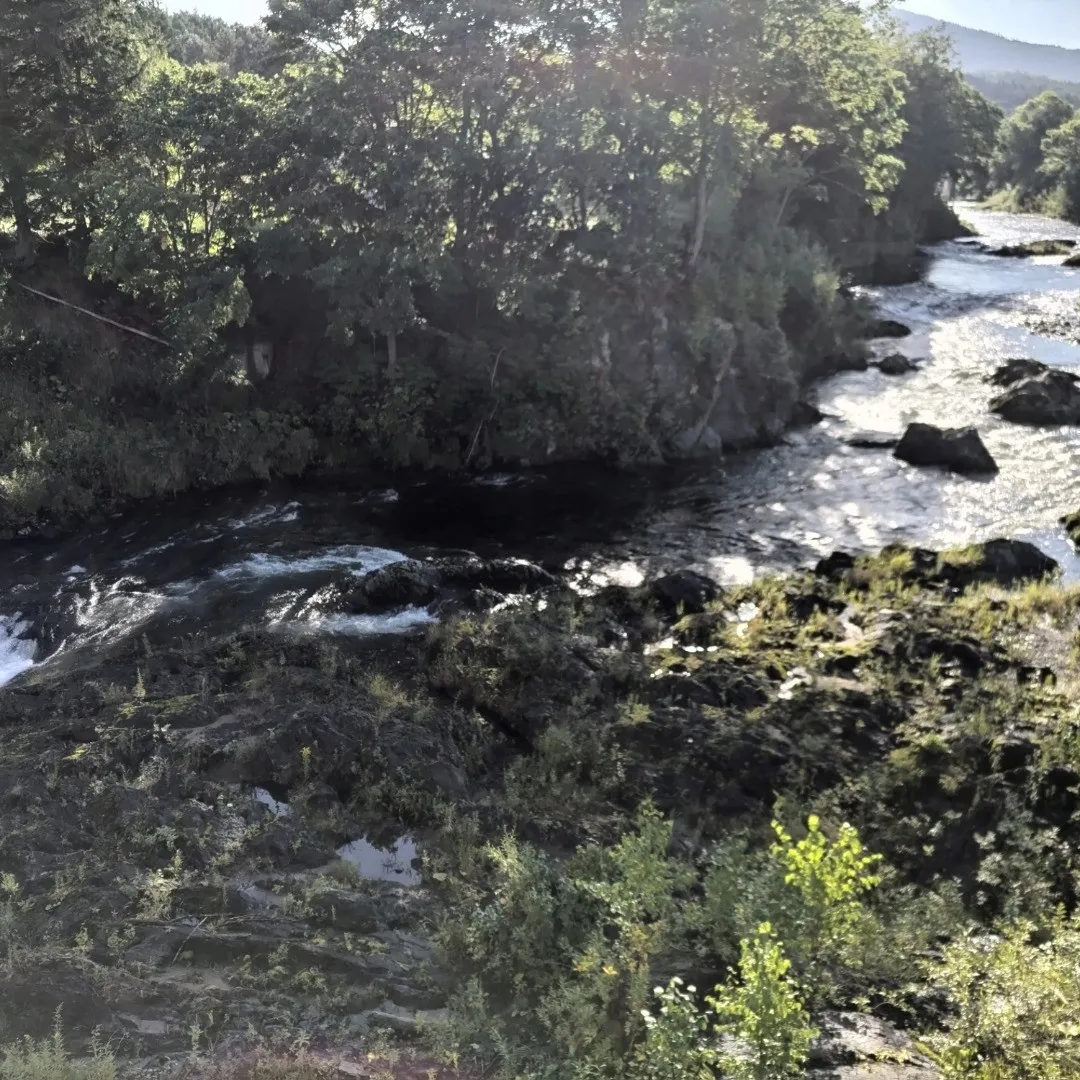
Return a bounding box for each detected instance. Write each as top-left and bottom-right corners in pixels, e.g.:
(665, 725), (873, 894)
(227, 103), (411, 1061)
(993, 91), (1076, 198)
(0, 0), (149, 261)
(1040, 112), (1080, 221)
(86, 62), (292, 356)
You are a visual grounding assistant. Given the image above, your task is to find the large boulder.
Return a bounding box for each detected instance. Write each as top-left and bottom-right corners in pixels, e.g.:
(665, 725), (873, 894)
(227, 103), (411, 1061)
(990, 239), (1075, 258)
(844, 431), (901, 450)
(877, 353), (921, 376)
(647, 570), (722, 617)
(894, 423), (998, 475)
(807, 1012), (942, 1080)
(433, 556), (560, 594)
(863, 318), (912, 340)
(340, 556), (561, 616)
(988, 358), (1052, 387)
(940, 539), (1058, 588)
(990, 369), (1080, 425)
(340, 560), (442, 614)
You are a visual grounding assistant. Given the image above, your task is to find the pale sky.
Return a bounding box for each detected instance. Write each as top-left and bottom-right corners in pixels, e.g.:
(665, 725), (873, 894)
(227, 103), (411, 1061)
(161, 0), (1080, 50)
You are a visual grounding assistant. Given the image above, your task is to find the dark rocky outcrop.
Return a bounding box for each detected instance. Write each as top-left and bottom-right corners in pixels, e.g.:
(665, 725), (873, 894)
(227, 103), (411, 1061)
(893, 423), (998, 475)
(863, 319), (912, 339)
(988, 358), (1052, 387)
(876, 353), (921, 376)
(790, 400), (826, 427)
(341, 560), (443, 613)
(647, 569), (722, 616)
(990, 369), (1080, 426)
(1063, 509), (1080, 547)
(815, 540), (1057, 590)
(340, 555), (562, 615)
(808, 1013), (942, 1080)
(990, 240), (1076, 258)
(941, 539), (1058, 588)
(844, 431), (901, 449)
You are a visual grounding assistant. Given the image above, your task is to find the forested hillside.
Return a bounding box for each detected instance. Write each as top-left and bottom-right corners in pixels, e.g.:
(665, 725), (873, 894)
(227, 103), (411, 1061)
(0, 0), (997, 535)
(968, 71), (1080, 113)
(893, 9), (1080, 82)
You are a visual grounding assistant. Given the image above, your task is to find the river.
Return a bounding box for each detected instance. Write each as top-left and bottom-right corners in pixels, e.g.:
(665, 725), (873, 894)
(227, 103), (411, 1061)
(4, 204), (1080, 688)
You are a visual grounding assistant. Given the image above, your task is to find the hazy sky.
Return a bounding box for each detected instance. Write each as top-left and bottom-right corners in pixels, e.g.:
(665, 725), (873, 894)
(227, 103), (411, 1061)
(162, 0), (1080, 49)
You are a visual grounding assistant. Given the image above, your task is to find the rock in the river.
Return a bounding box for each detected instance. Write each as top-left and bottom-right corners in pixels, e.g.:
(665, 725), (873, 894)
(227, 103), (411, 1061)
(863, 318), (912, 339)
(790, 399), (826, 427)
(990, 239), (1076, 258)
(942, 539), (1058, 588)
(1063, 509), (1080, 547)
(877, 354), (921, 376)
(808, 1012), (942, 1080)
(647, 570), (722, 616)
(433, 555), (560, 594)
(988, 358), (1052, 387)
(341, 560), (442, 613)
(1064, 251), (1080, 268)
(340, 555), (561, 615)
(990, 369), (1080, 425)
(894, 423), (998, 475)
(844, 431), (901, 450)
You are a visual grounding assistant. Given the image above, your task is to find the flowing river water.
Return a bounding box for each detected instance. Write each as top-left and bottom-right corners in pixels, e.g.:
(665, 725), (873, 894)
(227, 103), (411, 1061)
(5, 204), (1080, 690)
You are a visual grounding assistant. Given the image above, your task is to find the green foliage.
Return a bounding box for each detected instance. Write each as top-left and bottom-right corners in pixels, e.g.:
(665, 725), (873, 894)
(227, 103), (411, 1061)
(631, 979), (716, 1080)
(440, 804), (693, 1074)
(0, 0), (1002, 525)
(927, 916), (1080, 1080)
(770, 815), (883, 982)
(988, 91), (1080, 217)
(0, 1030), (114, 1080)
(709, 925), (817, 1080)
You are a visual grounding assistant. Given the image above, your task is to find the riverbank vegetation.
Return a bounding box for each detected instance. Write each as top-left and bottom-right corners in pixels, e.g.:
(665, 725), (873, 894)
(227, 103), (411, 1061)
(0, 0), (997, 535)
(4, 542), (1080, 1077)
(984, 90), (1080, 222)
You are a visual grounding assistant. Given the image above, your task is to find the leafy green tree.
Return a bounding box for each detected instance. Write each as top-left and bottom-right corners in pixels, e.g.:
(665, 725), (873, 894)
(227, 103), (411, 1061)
(0, 0), (149, 261)
(1040, 113), (1080, 221)
(709, 924), (817, 1080)
(993, 91), (1076, 199)
(86, 62), (288, 356)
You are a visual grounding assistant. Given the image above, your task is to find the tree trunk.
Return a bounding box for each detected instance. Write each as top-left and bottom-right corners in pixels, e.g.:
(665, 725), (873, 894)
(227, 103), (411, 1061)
(387, 329), (398, 378)
(9, 168), (35, 262)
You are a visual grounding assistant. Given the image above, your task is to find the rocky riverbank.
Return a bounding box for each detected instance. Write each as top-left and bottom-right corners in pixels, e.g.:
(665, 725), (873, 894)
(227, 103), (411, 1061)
(5, 537), (1080, 1074)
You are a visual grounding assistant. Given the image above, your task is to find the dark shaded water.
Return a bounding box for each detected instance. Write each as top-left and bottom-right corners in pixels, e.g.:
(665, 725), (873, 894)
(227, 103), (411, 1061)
(5, 204), (1080, 686)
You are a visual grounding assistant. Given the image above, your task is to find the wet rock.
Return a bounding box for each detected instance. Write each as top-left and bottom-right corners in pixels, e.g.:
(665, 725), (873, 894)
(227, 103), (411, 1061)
(893, 423), (998, 475)
(990, 239), (1075, 258)
(863, 318), (912, 339)
(434, 555), (560, 594)
(1063, 509), (1080, 546)
(1065, 251), (1080, 268)
(340, 555), (560, 616)
(790, 400), (826, 427)
(939, 539), (1058, 588)
(844, 432), (901, 450)
(342, 560), (442, 614)
(876, 354), (921, 376)
(808, 1012), (941, 1080)
(990, 369), (1080, 426)
(647, 570), (722, 616)
(815, 551), (857, 579)
(988, 358), (1053, 387)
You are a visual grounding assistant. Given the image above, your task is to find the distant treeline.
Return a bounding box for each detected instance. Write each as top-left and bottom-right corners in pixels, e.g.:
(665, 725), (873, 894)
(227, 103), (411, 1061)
(968, 71), (1080, 114)
(986, 91), (1080, 221)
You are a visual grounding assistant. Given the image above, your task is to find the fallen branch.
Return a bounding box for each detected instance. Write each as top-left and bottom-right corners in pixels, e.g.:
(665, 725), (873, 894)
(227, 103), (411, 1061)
(16, 283), (171, 347)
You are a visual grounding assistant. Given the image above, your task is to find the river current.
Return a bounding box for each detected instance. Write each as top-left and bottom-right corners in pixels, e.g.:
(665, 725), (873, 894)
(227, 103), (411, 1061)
(4, 204), (1080, 687)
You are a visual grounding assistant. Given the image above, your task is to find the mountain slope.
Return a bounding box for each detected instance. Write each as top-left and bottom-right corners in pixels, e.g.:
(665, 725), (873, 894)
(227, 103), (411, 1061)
(894, 8), (1080, 82)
